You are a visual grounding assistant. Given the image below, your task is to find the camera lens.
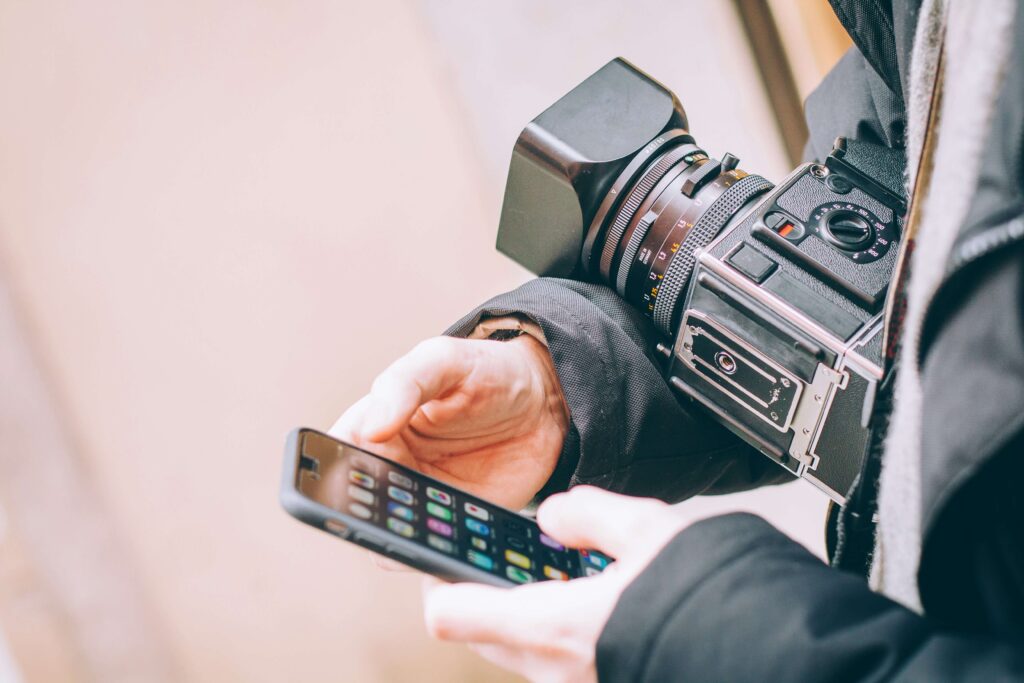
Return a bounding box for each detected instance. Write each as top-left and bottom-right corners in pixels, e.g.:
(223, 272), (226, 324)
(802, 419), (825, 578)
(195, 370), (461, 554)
(585, 131), (773, 335)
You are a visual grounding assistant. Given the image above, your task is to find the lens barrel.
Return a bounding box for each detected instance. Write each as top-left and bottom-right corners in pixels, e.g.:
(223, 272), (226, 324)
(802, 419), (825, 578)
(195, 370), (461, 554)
(585, 135), (773, 334)
(496, 58), (773, 336)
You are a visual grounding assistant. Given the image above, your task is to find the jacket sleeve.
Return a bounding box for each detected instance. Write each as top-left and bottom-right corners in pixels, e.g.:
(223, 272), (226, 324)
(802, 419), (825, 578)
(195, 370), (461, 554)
(445, 277), (792, 502)
(596, 513), (1024, 682)
(803, 47), (906, 163)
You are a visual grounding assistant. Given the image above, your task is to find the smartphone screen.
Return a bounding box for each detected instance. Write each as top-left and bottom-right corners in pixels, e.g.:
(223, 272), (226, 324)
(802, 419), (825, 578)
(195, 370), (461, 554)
(284, 429), (611, 586)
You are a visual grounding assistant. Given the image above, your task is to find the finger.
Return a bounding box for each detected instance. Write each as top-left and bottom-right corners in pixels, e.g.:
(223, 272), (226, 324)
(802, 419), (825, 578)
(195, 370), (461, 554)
(363, 338), (474, 442)
(423, 580), (536, 645)
(329, 395), (374, 443)
(536, 486), (668, 559)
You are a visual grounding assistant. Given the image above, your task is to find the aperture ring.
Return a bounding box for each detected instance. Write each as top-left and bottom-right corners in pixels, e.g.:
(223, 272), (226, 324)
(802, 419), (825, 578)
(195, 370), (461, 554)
(616, 210), (658, 296)
(653, 174), (773, 335)
(598, 144), (698, 280)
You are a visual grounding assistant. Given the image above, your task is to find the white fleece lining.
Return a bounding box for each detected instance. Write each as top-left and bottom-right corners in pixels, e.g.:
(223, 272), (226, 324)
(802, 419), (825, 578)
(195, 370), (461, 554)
(870, 0), (1016, 611)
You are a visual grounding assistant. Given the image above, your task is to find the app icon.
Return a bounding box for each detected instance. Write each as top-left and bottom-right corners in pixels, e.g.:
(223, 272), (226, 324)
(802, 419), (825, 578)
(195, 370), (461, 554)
(504, 549), (531, 570)
(580, 549), (610, 569)
(464, 502), (490, 521)
(539, 533), (565, 551)
(426, 501), (453, 522)
(465, 518), (490, 536)
(388, 471), (413, 489)
(426, 487), (452, 506)
(506, 536), (528, 551)
(348, 484), (375, 506)
(470, 536), (488, 551)
(467, 549), (495, 571)
(583, 566), (602, 577)
(543, 565), (569, 581)
(349, 470), (375, 489)
(505, 566), (533, 584)
(387, 518), (414, 538)
(427, 517), (453, 538)
(348, 503), (372, 519)
(427, 534), (454, 554)
(388, 486), (414, 506)
(387, 502), (414, 522)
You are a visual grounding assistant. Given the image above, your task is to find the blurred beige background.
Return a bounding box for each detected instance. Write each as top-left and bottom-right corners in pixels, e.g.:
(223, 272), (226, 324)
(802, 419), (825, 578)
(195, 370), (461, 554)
(0, 2), (847, 681)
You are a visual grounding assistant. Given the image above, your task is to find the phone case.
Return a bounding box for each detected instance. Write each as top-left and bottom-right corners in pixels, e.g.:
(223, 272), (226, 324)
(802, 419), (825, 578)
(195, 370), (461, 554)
(279, 428), (515, 588)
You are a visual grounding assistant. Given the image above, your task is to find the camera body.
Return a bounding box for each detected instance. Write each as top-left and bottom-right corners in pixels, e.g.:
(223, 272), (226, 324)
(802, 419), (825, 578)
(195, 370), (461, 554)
(496, 59), (905, 503)
(667, 157), (899, 502)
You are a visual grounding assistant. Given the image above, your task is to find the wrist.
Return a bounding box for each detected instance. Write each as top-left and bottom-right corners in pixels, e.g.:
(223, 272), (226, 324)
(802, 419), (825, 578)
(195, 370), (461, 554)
(514, 333), (570, 438)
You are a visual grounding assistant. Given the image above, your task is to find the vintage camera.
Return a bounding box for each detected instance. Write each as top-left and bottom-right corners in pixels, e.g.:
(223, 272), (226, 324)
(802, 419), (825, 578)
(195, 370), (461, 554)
(496, 59), (906, 503)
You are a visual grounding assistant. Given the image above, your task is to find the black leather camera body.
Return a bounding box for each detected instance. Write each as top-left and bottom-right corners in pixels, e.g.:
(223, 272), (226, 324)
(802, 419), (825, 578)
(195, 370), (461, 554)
(496, 59), (905, 502)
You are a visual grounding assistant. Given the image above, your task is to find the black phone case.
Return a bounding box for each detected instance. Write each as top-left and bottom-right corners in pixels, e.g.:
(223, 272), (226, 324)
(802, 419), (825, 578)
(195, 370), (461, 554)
(280, 428), (516, 588)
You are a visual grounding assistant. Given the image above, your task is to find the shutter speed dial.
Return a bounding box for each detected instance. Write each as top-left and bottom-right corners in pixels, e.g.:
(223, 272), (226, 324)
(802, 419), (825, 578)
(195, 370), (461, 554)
(809, 202), (895, 264)
(822, 210), (874, 251)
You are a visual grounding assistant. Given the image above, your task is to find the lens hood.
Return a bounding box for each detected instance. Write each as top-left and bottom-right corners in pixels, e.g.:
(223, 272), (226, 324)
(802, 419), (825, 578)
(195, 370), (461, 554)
(497, 58), (688, 277)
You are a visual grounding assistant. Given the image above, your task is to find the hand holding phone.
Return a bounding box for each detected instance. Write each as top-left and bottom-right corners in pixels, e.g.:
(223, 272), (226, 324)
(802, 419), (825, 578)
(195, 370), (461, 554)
(330, 336), (569, 510)
(281, 429), (611, 587)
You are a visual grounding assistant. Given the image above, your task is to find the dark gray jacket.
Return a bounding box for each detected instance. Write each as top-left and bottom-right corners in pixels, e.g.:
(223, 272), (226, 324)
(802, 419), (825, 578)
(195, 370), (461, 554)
(448, 0), (1024, 679)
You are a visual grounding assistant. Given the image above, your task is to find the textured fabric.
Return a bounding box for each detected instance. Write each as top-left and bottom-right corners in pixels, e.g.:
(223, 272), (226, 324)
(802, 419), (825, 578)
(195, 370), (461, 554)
(597, 514), (1024, 682)
(872, 0), (1017, 611)
(445, 278), (792, 501)
(803, 47), (906, 163)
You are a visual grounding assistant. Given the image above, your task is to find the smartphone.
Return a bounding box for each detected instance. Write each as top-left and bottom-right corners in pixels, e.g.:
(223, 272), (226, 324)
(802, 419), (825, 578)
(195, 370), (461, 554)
(280, 428), (612, 587)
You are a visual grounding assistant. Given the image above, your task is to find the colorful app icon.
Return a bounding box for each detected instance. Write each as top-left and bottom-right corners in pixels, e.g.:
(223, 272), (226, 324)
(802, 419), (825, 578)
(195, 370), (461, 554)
(427, 517), (453, 538)
(506, 535), (528, 551)
(504, 549), (531, 570)
(387, 518), (414, 538)
(583, 566), (602, 577)
(427, 534), (455, 554)
(388, 471), (413, 489)
(348, 502), (372, 520)
(543, 565), (569, 581)
(539, 533), (565, 551)
(470, 536), (488, 551)
(426, 501), (453, 522)
(467, 549), (495, 571)
(465, 518), (490, 536)
(426, 487), (452, 506)
(349, 470), (375, 489)
(464, 502), (490, 521)
(505, 566), (533, 584)
(387, 502), (414, 522)
(348, 484), (375, 506)
(580, 549), (609, 569)
(388, 486), (414, 506)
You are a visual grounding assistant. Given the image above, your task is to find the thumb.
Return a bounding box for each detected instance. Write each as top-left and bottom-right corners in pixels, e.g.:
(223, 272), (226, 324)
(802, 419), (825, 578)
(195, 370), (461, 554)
(535, 486), (669, 559)
(361, 337), (474, 442)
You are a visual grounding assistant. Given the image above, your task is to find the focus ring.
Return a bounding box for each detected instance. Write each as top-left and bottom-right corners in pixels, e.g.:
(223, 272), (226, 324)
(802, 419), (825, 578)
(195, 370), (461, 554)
(598, 145), (695, 280)
(616, 210), (658, 296)
(653, 174), (773, 335)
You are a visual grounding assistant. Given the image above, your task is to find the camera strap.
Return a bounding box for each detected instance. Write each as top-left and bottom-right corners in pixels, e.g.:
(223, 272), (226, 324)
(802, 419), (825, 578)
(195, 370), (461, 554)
(833, 13), (948, 575)
(882, 27), (948, 366)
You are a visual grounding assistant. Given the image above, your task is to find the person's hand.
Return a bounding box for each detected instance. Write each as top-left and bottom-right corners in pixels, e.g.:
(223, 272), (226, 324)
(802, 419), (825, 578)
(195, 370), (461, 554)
(422, 486), (710, 683)
(331, 335), (569, 510)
